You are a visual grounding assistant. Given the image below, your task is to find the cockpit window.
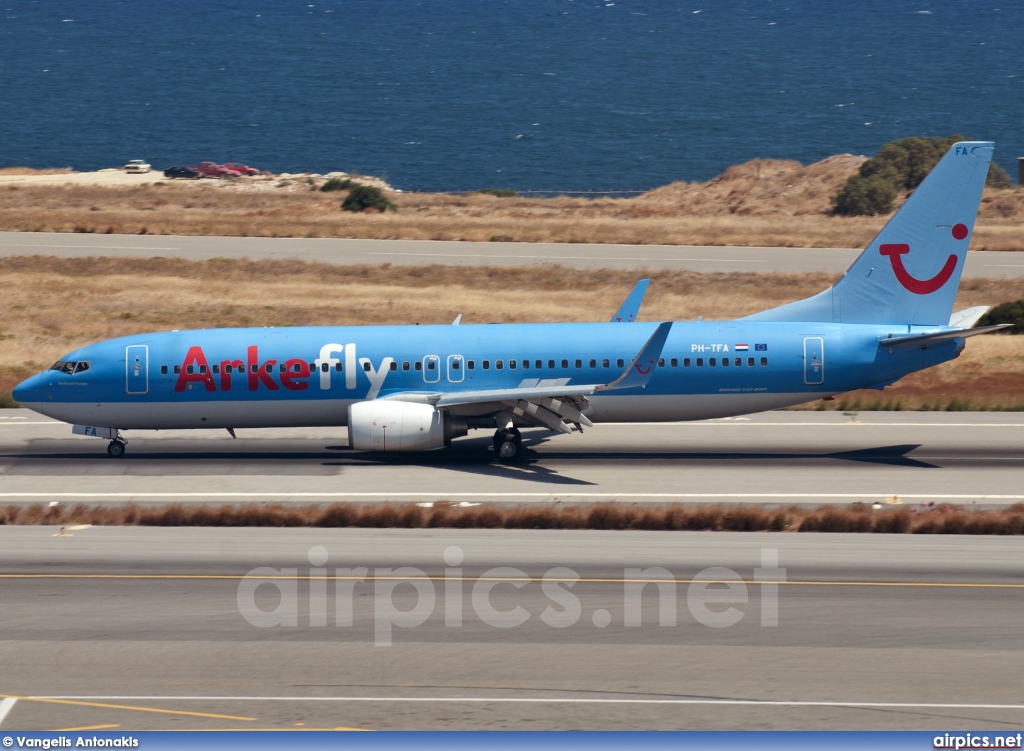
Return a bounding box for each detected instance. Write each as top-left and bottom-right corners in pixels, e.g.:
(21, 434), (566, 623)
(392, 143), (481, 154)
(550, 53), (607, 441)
(49, 360), (90, 374)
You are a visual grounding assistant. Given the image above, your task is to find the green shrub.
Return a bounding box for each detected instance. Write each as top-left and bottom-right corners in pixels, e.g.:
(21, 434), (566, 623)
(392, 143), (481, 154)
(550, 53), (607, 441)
(977, 299), (1024, 333)
(830, 175), (898, 216)
(831, 135), (1012, 216)
(472, 188), (518, 197)
(341, 185), (395, 213)
(320, 177), (355, 192)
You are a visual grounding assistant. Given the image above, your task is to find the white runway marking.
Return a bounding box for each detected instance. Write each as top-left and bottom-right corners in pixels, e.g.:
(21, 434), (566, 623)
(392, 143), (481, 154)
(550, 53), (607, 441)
(0, 243), (180, 251)
(31, 695), (1024, 711)
(366, 251), (760, 263)
(1, 492), (1023, 501)
(0, 697), (17, 727)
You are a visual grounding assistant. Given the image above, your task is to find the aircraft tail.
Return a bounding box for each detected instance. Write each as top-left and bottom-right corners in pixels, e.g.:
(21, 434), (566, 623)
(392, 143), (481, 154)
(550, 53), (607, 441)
(744, 141), (994, 326)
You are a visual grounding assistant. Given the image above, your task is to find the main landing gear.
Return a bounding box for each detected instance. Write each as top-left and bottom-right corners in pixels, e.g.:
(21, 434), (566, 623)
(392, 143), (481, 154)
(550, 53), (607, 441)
(107, 439), (127, 458)
(493, 428), (522, 464)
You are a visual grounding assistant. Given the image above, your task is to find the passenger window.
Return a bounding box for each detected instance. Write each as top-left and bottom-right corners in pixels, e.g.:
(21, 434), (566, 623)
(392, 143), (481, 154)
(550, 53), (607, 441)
(684, 358), (691, 367)
(482, 360), (490, 370)
(467, 361), (474, 371)
(658, 358), (665, 367)
(735, 357), (742, 366)
(279, 364), (286, 373)
(561, 359), (569, 369)
(548, 359), (555, 369)
(161, 365), (168, 375)
(265, 364), (273, 373)
(174, 365), (181, 374)
(710, 358), (717, 367)
(212, 364), (220, 374)
(590, 359), (597, 368)
(363, 362), (371, 372)
(496, 360), (504, 370)
(671, 358), (679, 367)
(427, 360), (436, 371)
(509, 360), (517, 370)
(522, 360), (529, 369)
(251, 364), (258, 374)
(415, 361), (423, 371)
(199, 365), (207, 374)
(722, 358), (729, 367)
(761, 357), (768, 366)
(451, 360), (460, 370)
(186, 365), (194, 375)
(748, 357), (754, 367)
(616, 359), (624, 368)
(390, 361), (398, 371)
(535, 360), (542, 369)
(696, 358), (704, 367)
(335, 363), (343, 371)
(403, 361), (411, 371)
(575, 359), (582, 369)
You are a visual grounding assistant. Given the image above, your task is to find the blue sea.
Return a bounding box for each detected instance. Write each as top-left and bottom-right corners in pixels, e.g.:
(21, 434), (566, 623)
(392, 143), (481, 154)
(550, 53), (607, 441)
(1, 0), (1021, 192)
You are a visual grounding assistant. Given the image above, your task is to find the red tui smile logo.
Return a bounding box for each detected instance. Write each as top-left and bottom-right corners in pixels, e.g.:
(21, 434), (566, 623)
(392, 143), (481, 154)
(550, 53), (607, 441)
(879, 225), (968, 295)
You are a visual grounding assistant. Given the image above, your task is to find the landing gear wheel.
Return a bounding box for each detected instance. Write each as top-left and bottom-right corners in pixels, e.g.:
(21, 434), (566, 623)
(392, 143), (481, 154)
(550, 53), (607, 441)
(493, 429), (523, 464)
(107, 440), (126, 458)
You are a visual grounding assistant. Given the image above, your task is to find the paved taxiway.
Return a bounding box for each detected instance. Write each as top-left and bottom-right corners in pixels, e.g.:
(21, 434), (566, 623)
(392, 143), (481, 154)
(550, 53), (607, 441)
(3, 231), (1024, 276)
(2, 410), (1024, 506)
(0, 529), (1021, 730)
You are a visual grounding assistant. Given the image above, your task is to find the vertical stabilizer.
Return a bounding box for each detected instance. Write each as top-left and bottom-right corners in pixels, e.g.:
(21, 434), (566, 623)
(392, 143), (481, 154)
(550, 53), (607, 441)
(744, 141), (993, 325)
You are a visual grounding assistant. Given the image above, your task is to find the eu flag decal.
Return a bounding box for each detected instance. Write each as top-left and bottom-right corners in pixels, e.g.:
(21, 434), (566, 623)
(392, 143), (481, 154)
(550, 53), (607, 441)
(755, 343), (768, 351)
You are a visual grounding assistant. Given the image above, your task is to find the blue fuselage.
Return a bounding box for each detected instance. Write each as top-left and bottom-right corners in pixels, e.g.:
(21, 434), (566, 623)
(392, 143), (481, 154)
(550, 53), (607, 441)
(13, 321), (959, 431)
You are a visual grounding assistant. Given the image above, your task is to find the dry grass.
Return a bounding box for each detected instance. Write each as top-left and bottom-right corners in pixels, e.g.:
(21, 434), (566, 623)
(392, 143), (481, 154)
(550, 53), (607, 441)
(0, 167), (73, 176)
(1, 155), (1021, 248)
(2, 501), (1022, 534)
(2, 256), (1024, 407)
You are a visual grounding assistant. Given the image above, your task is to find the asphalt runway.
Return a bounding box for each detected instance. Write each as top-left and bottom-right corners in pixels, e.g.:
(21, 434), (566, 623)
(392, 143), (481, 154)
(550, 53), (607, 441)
(3, 231), (1024, 276)
(2, 410), (1024, 506)
(0, 528), (1021, 731)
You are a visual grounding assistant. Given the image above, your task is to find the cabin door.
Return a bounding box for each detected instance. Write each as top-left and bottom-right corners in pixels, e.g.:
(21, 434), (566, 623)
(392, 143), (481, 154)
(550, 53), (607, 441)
(125, 345), (149, 394)
(803, 337), (824, 385)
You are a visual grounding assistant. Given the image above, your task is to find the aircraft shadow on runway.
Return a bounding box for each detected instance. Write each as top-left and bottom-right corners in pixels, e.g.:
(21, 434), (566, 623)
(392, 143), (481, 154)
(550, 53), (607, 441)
(3, 441), (938, 483)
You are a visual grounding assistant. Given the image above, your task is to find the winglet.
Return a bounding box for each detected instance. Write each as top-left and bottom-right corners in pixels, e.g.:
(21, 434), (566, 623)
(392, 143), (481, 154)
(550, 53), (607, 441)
(610, 279), (650, 322)
(452, 314), (463, 325)
(598, 322), (672, 391)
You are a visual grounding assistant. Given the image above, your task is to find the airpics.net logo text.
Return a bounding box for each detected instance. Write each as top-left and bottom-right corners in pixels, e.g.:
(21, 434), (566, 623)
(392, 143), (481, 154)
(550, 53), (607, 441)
(236, 546), (786, 646)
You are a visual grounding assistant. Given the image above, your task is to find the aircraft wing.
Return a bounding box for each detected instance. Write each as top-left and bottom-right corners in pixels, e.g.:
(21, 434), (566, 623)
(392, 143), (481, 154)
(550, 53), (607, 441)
(880, 324), (1012, 349)
(610, 279), (650, 322)
(384, 322), (672, 433)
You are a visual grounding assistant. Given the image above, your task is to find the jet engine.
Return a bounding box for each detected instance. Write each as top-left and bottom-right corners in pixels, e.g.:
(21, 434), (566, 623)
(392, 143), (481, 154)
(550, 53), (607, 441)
(347, 401), (468, 452)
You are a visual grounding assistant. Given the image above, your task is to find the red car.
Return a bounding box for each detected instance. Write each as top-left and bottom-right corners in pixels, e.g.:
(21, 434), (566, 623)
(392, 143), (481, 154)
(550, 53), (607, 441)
(196, 161), (232, 178)
(223, 162), (259, 176)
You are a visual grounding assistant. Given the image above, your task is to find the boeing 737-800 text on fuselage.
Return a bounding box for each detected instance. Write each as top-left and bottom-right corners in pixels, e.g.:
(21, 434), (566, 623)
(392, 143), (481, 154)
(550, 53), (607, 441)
(13, 142), (1008, 462)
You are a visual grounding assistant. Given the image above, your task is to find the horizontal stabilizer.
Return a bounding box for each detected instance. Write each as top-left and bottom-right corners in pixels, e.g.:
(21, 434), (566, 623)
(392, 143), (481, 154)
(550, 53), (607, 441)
(948, 306), (989, 328)
(881, 324), (1012, 349)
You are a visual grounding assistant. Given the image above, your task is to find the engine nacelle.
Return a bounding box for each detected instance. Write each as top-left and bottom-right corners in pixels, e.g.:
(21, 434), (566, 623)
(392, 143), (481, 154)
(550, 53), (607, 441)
(347, 400), (467, 452)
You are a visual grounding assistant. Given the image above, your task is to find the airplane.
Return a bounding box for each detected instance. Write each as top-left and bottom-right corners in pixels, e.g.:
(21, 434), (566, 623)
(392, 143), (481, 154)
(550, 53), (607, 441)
(12, 141), (1010, 462)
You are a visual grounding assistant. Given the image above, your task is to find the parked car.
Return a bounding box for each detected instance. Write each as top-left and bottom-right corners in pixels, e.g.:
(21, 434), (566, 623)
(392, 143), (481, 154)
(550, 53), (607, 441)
(196, 161), (232, 178)
(163, 165), (202, 180)
(222, 161), (259, 176)
(124, 159), (151, 174)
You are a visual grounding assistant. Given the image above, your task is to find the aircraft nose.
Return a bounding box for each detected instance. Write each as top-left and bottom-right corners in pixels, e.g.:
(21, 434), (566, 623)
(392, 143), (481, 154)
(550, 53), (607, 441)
(12, 373), (41, 407)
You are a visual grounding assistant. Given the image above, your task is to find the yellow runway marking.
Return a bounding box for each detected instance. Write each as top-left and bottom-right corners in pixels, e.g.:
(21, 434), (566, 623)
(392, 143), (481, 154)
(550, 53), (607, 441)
(0, 694), (255, 722)
(0, 574), (1020, 589)
(56, 724), (120, 731)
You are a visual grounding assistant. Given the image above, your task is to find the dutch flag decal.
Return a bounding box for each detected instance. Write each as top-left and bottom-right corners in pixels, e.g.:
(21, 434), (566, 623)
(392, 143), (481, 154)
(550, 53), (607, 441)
(735, 344), (749, 351)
